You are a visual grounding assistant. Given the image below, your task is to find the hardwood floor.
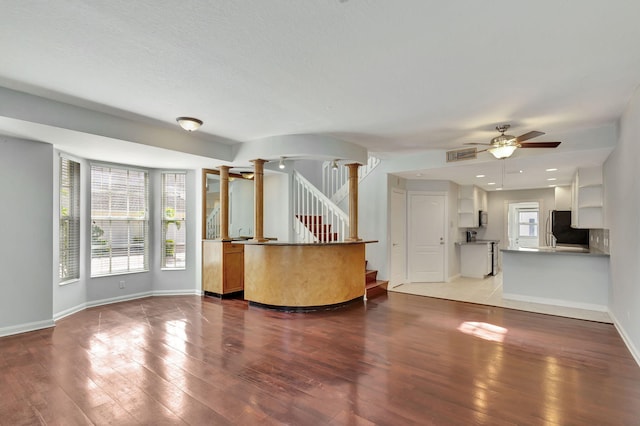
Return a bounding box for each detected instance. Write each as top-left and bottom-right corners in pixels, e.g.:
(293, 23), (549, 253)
(1, 293), (639, 425)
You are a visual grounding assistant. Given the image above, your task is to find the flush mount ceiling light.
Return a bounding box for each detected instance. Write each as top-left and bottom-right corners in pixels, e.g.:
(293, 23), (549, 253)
(176, 117), (203, 131)
(240, 171), (254, 179)
(331, 160), (339, 171)
(279, 157), (286, 169)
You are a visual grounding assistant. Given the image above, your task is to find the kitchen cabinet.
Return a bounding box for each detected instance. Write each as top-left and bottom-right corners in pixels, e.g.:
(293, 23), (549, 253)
(571, 167), (603, 229)
(459, 241), (496, 279)
(202, 241), (244, 295)
(458, 185), (487, 228)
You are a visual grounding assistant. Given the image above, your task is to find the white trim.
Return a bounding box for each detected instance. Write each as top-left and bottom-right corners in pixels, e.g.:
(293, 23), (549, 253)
(152, 289), (203, 297)
(0, 319), (55, 338)
(609, 310), (640, 367)
(54, 303), (87, 321)
(86, 291), (153, 308)
(502, 292), (608, 312)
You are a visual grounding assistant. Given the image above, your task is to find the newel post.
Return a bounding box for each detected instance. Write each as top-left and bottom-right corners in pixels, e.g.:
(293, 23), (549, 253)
(251, 159), (268, 242)
(345, 163), (362, 242)
(218, 165), (231, 241)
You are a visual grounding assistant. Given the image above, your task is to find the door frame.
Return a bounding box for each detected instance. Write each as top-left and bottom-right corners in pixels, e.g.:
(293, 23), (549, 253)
(389, 188), (407, 287)
(407, 191), (449, 283)
(503, 199), (545, 248)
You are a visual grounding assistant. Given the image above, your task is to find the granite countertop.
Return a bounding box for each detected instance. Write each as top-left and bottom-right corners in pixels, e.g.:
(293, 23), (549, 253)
(238, 239), (379, 246)
(456, 239), (500, 245)
(501, 245), (610, 257)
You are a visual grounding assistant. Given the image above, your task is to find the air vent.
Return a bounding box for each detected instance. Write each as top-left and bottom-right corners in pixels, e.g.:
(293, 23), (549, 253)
(446, 147), (477, 162)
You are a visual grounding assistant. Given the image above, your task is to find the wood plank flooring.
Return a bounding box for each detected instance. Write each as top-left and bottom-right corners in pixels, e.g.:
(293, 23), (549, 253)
(1, 292), (639, 425)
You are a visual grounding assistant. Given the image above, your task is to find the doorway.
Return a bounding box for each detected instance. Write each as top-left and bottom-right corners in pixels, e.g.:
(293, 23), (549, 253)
(408, 192), (446, 282)
(507, 201), (541, 248)
(390, 188), (407, 286)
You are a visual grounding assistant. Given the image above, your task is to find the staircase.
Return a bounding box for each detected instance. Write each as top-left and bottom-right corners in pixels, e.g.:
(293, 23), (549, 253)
(366, 261), (388, 299)
(292, 170), (348, 243)
(296, 215), (339, 242)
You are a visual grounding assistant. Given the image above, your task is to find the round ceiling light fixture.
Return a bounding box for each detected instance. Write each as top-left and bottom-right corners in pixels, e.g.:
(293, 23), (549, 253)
(176, 117), (203, 131)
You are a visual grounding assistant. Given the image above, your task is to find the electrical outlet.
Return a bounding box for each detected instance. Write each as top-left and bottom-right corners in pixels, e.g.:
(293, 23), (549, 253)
(119, 280), (125, 289)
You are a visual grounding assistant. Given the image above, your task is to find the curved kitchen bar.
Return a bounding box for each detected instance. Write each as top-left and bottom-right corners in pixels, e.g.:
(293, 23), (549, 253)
(240, 240), (376, 311)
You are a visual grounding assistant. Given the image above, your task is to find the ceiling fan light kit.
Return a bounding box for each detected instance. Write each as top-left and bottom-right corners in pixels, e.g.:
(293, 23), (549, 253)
(489, 144), (518, 159)
(456, 124), (562, 161)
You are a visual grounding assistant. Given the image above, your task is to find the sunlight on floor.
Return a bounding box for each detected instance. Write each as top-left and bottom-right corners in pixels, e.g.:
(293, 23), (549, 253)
(390, 273), (612, 323)
(458, 321), (508, 342)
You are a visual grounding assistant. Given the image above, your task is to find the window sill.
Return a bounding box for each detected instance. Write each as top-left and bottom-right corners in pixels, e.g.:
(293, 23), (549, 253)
(59, 278), (80, 286)
(161, 267), (186, 271)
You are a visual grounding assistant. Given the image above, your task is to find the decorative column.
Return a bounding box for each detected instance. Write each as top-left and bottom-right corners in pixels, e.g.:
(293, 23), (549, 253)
(345, 163), (362, 242)
(251, 159), (268, 242)
(218, 166), (231, 241)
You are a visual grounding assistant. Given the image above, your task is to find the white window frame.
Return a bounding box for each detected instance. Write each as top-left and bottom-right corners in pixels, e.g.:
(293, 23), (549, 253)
(90, 163), (149, 277)
(161, 172), (187, 270)
(59, 156), (80, 284)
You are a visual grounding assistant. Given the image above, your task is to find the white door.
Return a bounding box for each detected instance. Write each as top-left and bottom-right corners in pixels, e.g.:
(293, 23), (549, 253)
(408, 193), (446, 282)
(390, 188), (407, 286)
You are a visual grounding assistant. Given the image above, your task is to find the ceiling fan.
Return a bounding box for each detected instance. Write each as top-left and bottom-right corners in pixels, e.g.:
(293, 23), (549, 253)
(466, 124), (561, 159)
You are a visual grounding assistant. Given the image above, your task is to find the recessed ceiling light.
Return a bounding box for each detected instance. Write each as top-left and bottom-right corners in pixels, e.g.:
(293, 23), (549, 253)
(476, 174), (485, 178)
(487, 182), (496, 185)
(547, 177), (557, 181)
(548, 184), (557, 187)
(496, 187), (503, 191)
(546, 168), (558, 172)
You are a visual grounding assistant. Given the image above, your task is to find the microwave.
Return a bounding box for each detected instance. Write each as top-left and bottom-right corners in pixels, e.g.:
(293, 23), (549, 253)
(479, 211), (488, 227)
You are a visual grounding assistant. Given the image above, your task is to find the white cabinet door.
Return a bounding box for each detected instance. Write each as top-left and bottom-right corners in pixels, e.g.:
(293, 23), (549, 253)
(460, 243), (490, 279)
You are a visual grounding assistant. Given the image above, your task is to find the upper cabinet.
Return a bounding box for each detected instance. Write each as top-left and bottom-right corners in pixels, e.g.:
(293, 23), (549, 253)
(458, 185), (487, 228)
(571, 166), (604, 229)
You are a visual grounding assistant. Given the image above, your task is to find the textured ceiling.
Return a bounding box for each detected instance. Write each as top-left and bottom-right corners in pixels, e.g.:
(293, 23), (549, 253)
(1, 1), (639, 185)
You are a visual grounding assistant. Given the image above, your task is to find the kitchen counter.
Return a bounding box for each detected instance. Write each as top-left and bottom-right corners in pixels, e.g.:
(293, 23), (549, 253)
(502, 245), (609, 257)
(456, 239), (500, 245)
(501, 246), (610, 312)
(458, 240), (499, 278)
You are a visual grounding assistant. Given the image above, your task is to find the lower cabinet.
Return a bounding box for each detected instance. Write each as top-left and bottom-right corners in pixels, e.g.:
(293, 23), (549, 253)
(460, 243), (493, 279)
(202, 241), (244, 295)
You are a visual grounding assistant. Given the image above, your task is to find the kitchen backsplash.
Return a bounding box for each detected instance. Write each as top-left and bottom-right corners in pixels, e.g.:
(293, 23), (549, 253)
(589, 229), (610, 254)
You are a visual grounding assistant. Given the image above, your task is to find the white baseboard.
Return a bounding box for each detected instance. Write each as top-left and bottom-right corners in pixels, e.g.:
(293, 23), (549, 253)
(86, 291), (154, 309)
(608, 310), (640, 367)
(0, 319), (55, 338)
(447, 274), (461, 282)
(54, 303), (88, 322)
(152, 289), (203, 297)
(502, 293), (608, 312)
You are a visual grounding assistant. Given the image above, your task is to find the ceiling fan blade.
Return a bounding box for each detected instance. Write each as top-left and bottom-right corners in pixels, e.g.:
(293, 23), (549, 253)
(516, 131), (545, 142)
(464, 142), (491, 146)
(519, 141), (561, 148)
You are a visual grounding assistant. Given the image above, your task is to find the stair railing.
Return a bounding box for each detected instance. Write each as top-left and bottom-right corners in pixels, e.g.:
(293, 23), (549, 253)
(293, 170), (349, 243)
(205, 206), (221, 239)
(322, 155), (380, 203)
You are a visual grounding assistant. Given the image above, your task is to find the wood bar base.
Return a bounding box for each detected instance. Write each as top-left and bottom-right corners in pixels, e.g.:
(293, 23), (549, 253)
(243, 242), (366, 309)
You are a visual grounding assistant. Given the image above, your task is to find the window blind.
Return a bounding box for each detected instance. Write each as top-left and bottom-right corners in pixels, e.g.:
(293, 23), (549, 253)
(91, 164), (149, 276)
(161, 172), (186, 269)
(59, 157), (80, 282)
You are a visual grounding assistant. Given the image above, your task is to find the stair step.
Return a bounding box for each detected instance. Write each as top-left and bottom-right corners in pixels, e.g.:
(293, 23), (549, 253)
(315, 232), (339, 242)
(366, 280), (388, 299)
(365, 269), (378, 283)
(296, 215), (323, 224)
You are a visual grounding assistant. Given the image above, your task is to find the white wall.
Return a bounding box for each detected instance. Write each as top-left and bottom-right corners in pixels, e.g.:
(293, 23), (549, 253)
(0, 137), (54, 335)
(603, 85), (640, 363)
(151, 169), (199, 295)
(264, 173), (290, 241)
